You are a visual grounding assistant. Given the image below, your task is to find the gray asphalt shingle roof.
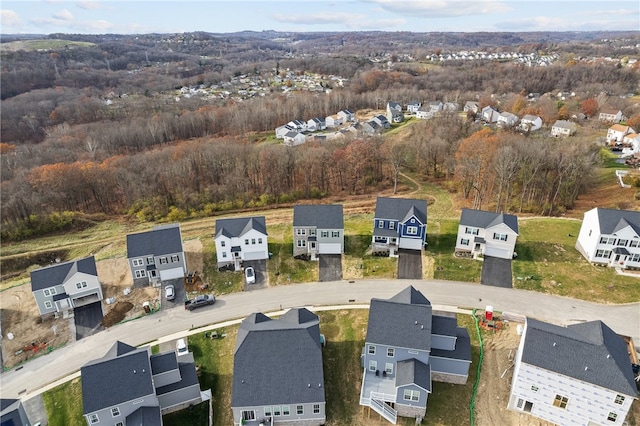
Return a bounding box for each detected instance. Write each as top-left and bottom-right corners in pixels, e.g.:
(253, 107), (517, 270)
(522, 318), (638, 397)
(431, 327), (472, 361)
(30, 256), (97, 291)
(125, 406), (162, 426)
(155, 353), (200, 395)
(459, 208), (519, 234)
(396, 359), (432, 392)
(593, 208), (640, 235)
(126, 223), (183, 258)
(215, 216), (267, 239)
(432, 315), (458, 336)
(374, 197), (427, 225)
(150, 351), (178, 375)
(293, 205), (344, 229)
(232, 308), (325, 407)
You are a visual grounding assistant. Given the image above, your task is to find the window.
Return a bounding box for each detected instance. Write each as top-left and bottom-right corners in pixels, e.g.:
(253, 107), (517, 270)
(387, 348), (394, 357)
(282, 405), (290, 416)
(245, 239), (249, 245)
(461, 238), (469, 246)
(273, 406), (281, 416)
(618, 239), (629, 246)
(465, 227), (479, 235)
(368, 360), (377, 371)
(159, 257), (168, 264)
(607, 412), (617, 422)
(553, 394), (568, 409)
(221, 241), (226, 247)
(313, 404), (320, 414)
(599, 236), (615, 244)
(222, 252), (227, 258)
(171, 255), (179, 262)
(378, 221), (384, 228)
(389, 222), (395, 230)
(44, 301), (53, 309)
(309, 229), (316, 236)
(115, 423), (123, 426)
(406, 226), (418, 235)
(629, 240), (639, 248)
(321, 231), (329, 238)
(296, 405), (304, 415)
(403, 390), (420, 401)
(111, 407), (120, 417)
(614, 395), (625, 405)
(631, 254), (640, 262)
(596, 249), (612, 258)
(132, 258), (144, 267)
(241, 410), (255, 421)
(296, 229), (306, 236)
(385, 363), (394, 374)
(493, 233), (508, 241)
(297, 240), (306, 247)
(368, 345), (376, 355)
(530, 385), (539, 392)
(146, 256), (155, 265)
(251, 238), (256, 244)
(516, 399), (524, 409)
(332, 231), (340, 237)
(258, 238), (263, 244)
(76, 281), (87, 289)
(89, 413), (99, 424)
(135, 269), (146, 278)
(43, 288), (57, 297)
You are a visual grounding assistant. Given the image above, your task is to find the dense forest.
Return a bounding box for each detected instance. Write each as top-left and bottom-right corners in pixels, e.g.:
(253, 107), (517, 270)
(1, 31), (639, 240)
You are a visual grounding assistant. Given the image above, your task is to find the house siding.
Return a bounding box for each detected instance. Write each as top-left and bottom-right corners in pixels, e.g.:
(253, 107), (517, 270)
(429, 356), (470, 381)
(362, 343), (430, 377)
(395, 383), (428, 411)
(84, 394), (158, 426)
(455, 222), (517, 260)
(34, 284), (66, 315)
(232, 402), (326, 426)
(293, 227), (343, 258)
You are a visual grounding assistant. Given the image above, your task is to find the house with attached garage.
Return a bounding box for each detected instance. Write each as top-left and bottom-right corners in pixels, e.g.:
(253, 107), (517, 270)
(325, 114), (344, 128)
(359, 286), (471, 424)
(292, 204), (344, 260)
(575, 207), (640, 270)
(306, 117), (326, 132)
(372, 197), (427, 257)
(463, 101), (479, 114)
(606, 124), (635, 144)
(126, 223), (186, 287)
(215, 216), (268, 271)
(81, 340), (207, 426)
(275, 124), (294, 139)
(372, 114), (391, 129)
(481, 105), (500, 123)
(598, 108), (623, 124)
(507, 318), (638, 426)
(518, 114), (542, 132)
(406, 101), (422, 114)
(30, 255), (104, 317)
(283, 131), (306, 147)
(338, 108), (355, 123)
(231, 308), (326, 426)
(551, 120), (577, 137)
(497, 111), (519, 128)
(386, 102), (404, 123)
(455, 208), (519, 260)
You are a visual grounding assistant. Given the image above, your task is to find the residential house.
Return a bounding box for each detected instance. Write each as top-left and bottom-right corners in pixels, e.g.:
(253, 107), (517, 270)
(363, 120), (382, 135)
(508, 318), (637, 425)
(415, 106), (432, 120)
(497, 112), (519, 128)
(306, 117), (326, 132)
(622, 133), (640, 155)
(126, 224), (186, 287)
(386, 102), (404, 123)
(360, 286), (472, 424)
(372, 197), (427, 257)
(215, 216), (268, 270)
(463, 101), (479, 114)
(275, 124), (294, 139)
(283, 131), (307, 147)
(337, 109), (355, 123)
(372, 115), (390, 129)
(325, 114), (344, 128)
(231, 308), (326, 426)
(551, 120), (577, 137)
(598, 109), (623, 124)
(406, 102), (422, 114)
(606, 124), (635, 144)
(481, 106), (500, 123)
(30, 256), (103, 317)
(427, 101), (443, 115)
(455, 208), (519, 259)
(292, 205), (344, 260)
(443, 102), (459, 113)
(287, 120), (307, 132)
(575, 207), (640, 270)
(518, 115), (542, 132)
(81, 340), (207, 426)
(1, 398), (31, 426)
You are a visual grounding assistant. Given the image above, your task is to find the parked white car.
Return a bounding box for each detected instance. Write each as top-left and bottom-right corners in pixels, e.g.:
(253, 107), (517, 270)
(244, 266), (256, 284)
(176, 338), (188, 356)
(164, 284), (175, 301)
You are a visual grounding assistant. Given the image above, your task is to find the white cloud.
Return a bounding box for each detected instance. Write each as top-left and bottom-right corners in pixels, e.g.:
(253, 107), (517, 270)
(76, 1), (104, 11)
(53, 9), (74, 21)
(363, 0), (512, 18)
(0, 9), (23, 27)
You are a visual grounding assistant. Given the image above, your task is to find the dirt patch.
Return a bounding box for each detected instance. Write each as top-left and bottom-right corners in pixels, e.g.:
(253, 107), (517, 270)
(101, 301), (134, 327)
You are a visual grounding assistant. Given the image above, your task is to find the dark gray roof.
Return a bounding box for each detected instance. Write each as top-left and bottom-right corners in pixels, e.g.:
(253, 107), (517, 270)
(522, 318), (638, 397)
(366, 286), (432, 351)
(81, 343), (155, 414)
(0, 398), (20, 415)
(459, 208), (519, 234)
(593, 208), (640, 235)
(30, 256), (97, 291)
(374, 197), (427, 225)
(215, 216), (267, 239)
(396, 359), (432, 392)
(232, 308), (325, 407)
(431, 327), (472, 361)
(125, 406), (162, 426)
(293, 204), (344, 229)
(155, 355), (200, 396)
(150, 351), (178, 375)
(432, 315), (458, 337)
(104, 341), (137, 358)
(126, 223), (183, 258)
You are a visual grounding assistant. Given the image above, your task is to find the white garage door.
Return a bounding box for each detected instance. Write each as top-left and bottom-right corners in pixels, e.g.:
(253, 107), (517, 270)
(160, 267), (184, 281)
(399, 238), (422, 250)
(484, 247), (511, 259)
(244, 250), (267, 261)
(319, 243), (342, 254)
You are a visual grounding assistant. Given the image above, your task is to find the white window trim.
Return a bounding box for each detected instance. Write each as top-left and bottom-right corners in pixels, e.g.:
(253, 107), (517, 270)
(132, 258), (144, 267)
(44, 301), (53, 309)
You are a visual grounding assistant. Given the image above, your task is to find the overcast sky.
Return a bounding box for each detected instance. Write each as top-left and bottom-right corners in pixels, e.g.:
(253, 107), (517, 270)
(1, 0), (639, 35)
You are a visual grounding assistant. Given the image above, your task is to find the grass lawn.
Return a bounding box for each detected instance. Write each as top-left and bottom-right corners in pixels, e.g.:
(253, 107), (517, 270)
(429, 219), (482, 283)
(42, 377), (85, 426)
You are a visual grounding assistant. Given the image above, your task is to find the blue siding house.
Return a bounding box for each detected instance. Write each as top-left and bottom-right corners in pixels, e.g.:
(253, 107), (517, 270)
(372, 197), (427, 257)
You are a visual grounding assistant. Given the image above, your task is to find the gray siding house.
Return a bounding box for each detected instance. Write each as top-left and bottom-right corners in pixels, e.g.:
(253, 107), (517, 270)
(232, 308), (326, 426)
(360, 286), (471, 424)
(1, 398), (31, 426)
(292, 204), (344, 260)
(372, 197), (427, 257)
(455, 208), (519, 260)
(30, 256), (103, 317)
(81, 341), (206, 426)
(126, 223), (186, 287)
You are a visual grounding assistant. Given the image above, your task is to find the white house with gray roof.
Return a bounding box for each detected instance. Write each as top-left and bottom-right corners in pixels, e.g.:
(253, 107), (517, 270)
(231, 308), (326, 426)
(575, 207), (640, 270)
(292, 204), (344, 260)
(360, 286), (471, 424)
(215, 216), (268, 271)
(455, 208), (519, 260)
(81, 340), (206, 426)
(126, 223), (186, 287)
(508, 318), (638, 425)
(30, 255), (103, 317)
(372, 197), (427, 257)
(551, 120), (577, 137)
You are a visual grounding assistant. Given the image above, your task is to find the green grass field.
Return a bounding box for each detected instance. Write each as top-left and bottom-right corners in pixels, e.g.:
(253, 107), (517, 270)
(42, 378), (85, 426)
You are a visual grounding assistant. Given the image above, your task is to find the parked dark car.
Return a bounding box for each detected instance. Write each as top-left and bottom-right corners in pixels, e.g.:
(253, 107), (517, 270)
(184, 294), (216, 311)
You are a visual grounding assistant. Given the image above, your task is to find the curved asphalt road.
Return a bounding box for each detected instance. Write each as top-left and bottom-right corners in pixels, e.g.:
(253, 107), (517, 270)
(1, 279), (638, 399)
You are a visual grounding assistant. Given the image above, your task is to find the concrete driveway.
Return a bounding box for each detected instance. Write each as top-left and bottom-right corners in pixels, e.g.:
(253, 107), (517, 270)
(319, 254), (342, 282)
(481, 256), (513, 288)
(397, 249), (422, 279)
(243, 259), (268, 290)
(74, 301), (104, 340)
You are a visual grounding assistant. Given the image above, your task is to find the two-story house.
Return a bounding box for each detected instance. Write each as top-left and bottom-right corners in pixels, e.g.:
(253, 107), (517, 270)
(386, 102), (404, 123)
(338, 109), (355, 123)
(598, 109), (623, 124)
(481, 106), (500, 123)
(508, 318), (637, 425)
(126, 223), (186, 287)
(497, 112), (519, 128)
(606, 124), (635, 144)
(551, 120), (577, 137)
(463, 101), (479, 115)
(455, 208), (519, 260)
(518, 115), (543, 132)
(30, 256), (104, 317)
(215, 216), (268, 271)
(292, 204), (344, 260)
(231, 308), (326, 426)
(359, 286), (471, 424)
(283, 131), (306, 147)
(406, 102), (422, 114)
(575, 207), (640, 270)
(81, 340), (206, 426)
(372, 114), (390, 129)
(372, 197), (427, 257)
